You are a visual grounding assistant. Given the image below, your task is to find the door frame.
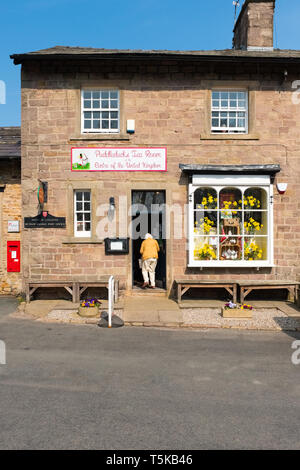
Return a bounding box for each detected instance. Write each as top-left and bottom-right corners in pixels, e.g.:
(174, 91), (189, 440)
(127, 184), (172, 294)
(131, 190), (166, 289)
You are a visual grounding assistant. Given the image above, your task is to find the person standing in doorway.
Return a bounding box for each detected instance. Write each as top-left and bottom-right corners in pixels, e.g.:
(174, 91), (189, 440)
(140, 233), (160, 289)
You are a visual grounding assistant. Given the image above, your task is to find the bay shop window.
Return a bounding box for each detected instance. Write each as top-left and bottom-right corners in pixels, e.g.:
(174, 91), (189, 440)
(188, 175), (274, 267)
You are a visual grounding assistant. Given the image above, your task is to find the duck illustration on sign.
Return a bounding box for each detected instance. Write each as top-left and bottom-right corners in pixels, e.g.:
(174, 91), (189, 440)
(72, 151), (90, 170)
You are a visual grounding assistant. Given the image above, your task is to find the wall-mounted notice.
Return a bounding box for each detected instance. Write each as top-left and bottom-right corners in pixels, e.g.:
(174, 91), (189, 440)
(71, 147), (167, 172)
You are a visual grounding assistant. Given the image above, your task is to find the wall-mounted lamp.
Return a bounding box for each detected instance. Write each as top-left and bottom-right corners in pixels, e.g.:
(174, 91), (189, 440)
(109, 197), (115, 211)
(277, 183), (288, 194)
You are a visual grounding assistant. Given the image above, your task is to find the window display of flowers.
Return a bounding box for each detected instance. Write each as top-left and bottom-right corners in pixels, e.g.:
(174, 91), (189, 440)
(194, 243), (217, 260)
(244, 218), (263, 234)
(194, 216), (215, 234)
(222, 199), (242, 210)
(243, 195), (261, 209)
(196, 193), (218, 209)
(244, 241), (263, 260)
(80, 298), (101, 308)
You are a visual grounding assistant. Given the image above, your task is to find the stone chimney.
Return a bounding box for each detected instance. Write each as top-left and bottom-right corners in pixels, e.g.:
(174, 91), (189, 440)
(233, 0), (275, 51)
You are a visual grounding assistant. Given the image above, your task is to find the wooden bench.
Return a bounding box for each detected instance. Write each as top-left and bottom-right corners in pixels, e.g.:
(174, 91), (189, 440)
(26, 278), (119, 303)
(175, 279), (238, 303)
(239, 281), (300, 304)
(77, 278), (119, 303)
(26, 281), (77, 303)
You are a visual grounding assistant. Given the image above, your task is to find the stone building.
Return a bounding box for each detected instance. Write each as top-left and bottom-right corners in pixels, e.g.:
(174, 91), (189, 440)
(10, 0), (300, 299)
(0, 127), (21, 294)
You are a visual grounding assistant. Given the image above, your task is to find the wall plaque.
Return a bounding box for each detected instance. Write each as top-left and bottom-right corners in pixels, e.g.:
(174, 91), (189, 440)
(8, 220), (20, 233)
(24, 211), (66, 229)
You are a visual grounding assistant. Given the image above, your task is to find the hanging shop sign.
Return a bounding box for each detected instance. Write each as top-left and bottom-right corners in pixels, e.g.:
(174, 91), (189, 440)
(24, 211), (66, 229)
(71, 147), (167, 172)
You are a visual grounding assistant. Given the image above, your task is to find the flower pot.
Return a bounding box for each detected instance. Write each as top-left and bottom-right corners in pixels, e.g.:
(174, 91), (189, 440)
(78, 306), (99, 318)
(222, 307), (252, 319)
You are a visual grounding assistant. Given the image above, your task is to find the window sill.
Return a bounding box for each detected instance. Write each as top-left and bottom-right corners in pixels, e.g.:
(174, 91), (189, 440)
(188, 262), (274, 268)
(200, 133), (260, 141)
(69, 134), (131, 142)
(62, 237), (104, 244)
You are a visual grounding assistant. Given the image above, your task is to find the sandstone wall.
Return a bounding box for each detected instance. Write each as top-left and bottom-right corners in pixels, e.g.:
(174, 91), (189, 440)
(20, 58), (300, 292)
(0, 159), (22, 294)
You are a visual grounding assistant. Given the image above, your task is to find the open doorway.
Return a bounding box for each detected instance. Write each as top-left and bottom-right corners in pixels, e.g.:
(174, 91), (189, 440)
(131, 190), (166, 289)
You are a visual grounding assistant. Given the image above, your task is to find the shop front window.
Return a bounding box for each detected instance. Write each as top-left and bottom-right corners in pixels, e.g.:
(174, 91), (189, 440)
(190, 176), (272, 267)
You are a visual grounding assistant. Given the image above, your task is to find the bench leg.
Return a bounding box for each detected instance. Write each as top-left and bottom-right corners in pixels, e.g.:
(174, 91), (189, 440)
(26, 284), (30, 303)
(240, 288), (244, 304)
(233, 284), (237, 304)
(177, 284), (181, 303)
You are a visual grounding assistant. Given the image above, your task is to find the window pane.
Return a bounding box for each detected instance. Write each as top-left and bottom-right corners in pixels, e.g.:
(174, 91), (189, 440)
(220, 188), (242, 210)
(212, 91), (219, 99)
(220, 236), (242, 260)
(84, 202), (90, 211)
(93, 120), (100, 129)
(84, 112), (91, 119)
(77, 222), (84, 231)
(101, 91), (109, 99)
(84, 120), (91, 129)
(244, 237), (267, 260)
(244, 188), (267, 210)
(77, 213), (83, 221)
(84, 192), (90, 201)
(102, 100), (109, 108)
(76, 192), (83, 201)
(194, 211), (217, 236)
(194, 239), (217, 261)
(85, 222), (91, 231)
(244, 212), (267, 236)
(194, 188), (218, 210)
(83, 91), (91, 99)
(76, 202), (82, 211)
(111, 120), (118, 129)
(92, 100), (100, 108)
(84, 100), (91, 108)
(102, 120), (109, 129)
(110, 100), (118, 109)
(110, 91), (118, 99)
(92, 91), (100, 99)
(111, 111), (118, 119)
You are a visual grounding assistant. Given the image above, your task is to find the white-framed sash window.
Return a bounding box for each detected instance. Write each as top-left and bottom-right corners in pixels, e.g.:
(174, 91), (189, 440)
(188, 175), (273, 267)
(74, 190), (91, 237)
(211, 90), (248, 134)
(81, 90), (119, 133)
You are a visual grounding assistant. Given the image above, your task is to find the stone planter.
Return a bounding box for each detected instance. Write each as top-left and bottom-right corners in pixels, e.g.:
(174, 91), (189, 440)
(78, 306), (99, 318)
(222, 307), (252, 319)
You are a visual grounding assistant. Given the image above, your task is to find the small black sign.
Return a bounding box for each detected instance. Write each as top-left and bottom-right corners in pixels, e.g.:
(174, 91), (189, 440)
(24, 211), (66, 229)
(104, 238), (129, 254)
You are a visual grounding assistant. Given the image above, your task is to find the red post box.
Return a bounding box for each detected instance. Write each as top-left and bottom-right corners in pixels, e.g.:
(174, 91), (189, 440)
(7, 241), (20, 272)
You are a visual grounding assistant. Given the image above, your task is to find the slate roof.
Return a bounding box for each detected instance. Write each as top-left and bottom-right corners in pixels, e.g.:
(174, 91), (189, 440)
(10, 46), (300, 64)
(0, 127), (21, 158)
(179, 164), (281, 175)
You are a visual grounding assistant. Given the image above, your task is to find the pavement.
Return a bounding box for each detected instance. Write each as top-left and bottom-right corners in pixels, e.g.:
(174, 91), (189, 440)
(0, 296), (300, 450)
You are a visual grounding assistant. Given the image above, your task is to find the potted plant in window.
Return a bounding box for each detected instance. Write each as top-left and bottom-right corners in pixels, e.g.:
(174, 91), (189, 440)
(78, 298), (101, 317)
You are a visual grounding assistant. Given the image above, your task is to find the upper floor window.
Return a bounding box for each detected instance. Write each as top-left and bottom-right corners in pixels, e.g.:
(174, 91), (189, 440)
(81, 90), (119, 133)
(211, 91), (248, 134)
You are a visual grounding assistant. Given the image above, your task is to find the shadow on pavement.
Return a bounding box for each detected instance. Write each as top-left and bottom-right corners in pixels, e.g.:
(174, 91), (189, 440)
(0, 296), (18, 317)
